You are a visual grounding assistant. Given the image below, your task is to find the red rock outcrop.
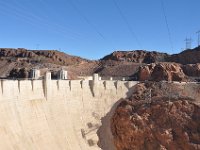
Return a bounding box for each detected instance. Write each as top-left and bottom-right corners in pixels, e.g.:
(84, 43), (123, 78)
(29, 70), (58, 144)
(138, 63), (188, 81)
(102, 50), (168, 63)
(182, 63), (200, 77)
(138, 64), (155, 81)
(0, 48), (89, 66)
(111, 100), (200, 150)
(0, 48), (36, 58)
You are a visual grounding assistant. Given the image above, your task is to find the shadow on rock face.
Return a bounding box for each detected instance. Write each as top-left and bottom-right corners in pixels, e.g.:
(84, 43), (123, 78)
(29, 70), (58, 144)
(97, 82), (137, 150)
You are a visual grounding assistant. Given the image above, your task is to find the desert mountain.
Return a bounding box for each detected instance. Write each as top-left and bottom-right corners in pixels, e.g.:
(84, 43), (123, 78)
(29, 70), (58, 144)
(101, 50), (168, 63)
(0, 46), (200, 80)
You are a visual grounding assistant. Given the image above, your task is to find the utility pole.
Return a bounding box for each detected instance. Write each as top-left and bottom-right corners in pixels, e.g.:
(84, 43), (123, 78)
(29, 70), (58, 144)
(196, 30), (200, 47)
(185, 38), (192, 50)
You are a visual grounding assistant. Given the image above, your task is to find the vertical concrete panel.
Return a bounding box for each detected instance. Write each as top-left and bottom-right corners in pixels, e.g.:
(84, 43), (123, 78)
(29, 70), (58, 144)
(2, 80), (19, 101)
(70, 80), (82, 99)
(56, 80), (70, 101)
(70, 80), (82, 90)
(19, 80), (33, 100)
(32, 80), (45, 99)
(81, 80), (89, 89)
(44, 72), (51, 100)
(50, 80), (59, 99)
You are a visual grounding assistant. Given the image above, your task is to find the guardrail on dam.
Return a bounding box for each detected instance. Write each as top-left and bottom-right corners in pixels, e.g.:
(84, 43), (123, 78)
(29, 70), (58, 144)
(0, 72), (138, 150)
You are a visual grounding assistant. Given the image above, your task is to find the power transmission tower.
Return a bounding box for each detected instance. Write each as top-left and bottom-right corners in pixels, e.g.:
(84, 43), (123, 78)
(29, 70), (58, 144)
(185, 38), (192, 50)
(197, 30), (200, 47)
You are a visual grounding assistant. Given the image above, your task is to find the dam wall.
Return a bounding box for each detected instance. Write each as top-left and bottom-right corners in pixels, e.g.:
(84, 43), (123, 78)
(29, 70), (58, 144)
(0, 73), (138, 150)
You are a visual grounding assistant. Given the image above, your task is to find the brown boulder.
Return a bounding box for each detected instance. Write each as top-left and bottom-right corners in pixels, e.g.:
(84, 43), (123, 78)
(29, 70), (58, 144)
(151, 63), (186, 81)
(182, 64), (200, 77)
(138, 65), (151, 81)
(138, 63), (188, 81)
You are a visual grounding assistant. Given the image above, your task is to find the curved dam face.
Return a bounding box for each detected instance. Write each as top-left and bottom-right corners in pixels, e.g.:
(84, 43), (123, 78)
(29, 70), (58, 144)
(0, 73), (138, 150)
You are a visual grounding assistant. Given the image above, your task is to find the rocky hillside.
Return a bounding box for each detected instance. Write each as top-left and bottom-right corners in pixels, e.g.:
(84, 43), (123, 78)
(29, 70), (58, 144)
(102, 46), (200, 65)
(0, 46), (200, 80)
(102, 50), (169, 63)
(0, 48), (92, 78)
(169, 46), (200, 64)
(0, 48), (89, 66)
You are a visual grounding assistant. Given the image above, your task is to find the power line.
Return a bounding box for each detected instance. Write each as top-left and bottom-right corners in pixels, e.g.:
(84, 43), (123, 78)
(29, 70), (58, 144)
(0, 1), (80, 40)
(185, 37), (192, 49)
(160, 0), (174, 53)
(36, 0), (84, 38)
(112, 0), (142, 49)
(68, 0), (105, 40)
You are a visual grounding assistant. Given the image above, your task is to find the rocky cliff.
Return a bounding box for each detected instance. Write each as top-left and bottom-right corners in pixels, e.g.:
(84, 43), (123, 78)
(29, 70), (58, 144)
(102, 46), (200, 65)
(0, 48), (89, 66)
(111, 82), (200, 150)
(102, 50), (169, 63)
(138, 63), (188, 81)
(112, 100), (200, 150)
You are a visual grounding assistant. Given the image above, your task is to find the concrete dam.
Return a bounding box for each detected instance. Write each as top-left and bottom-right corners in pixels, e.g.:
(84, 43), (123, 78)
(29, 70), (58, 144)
(0, 72), (138, 150)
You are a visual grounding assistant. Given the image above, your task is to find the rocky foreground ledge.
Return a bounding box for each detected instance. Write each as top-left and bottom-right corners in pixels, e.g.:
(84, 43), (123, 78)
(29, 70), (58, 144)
(111, 82), (200, 150)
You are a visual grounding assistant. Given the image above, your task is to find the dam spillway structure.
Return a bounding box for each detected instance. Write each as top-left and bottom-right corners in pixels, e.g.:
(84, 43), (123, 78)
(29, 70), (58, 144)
(0, 72), (138, 150)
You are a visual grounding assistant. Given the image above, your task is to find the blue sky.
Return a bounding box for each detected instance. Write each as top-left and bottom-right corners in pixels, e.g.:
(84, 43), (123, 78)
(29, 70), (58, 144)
(0, 0), (199, 59)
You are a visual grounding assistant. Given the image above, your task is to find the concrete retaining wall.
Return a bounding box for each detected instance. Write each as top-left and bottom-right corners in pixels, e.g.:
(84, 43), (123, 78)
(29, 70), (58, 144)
(0, 74), (138, 150)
